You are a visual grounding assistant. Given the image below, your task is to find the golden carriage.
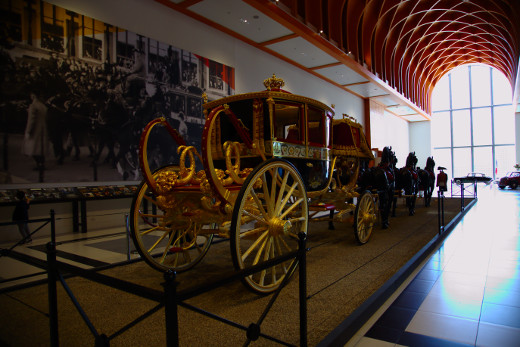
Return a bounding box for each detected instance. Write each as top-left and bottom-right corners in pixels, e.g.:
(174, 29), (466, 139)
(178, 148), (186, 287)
(130, 75), (376, 294)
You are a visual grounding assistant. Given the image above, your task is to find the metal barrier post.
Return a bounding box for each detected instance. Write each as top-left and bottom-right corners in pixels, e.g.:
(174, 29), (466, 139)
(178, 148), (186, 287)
(461, 182), (464, 211)
(437, 191), (442, 234)
(47, 209), (59, 346)
(298, 232), (308, 347)
(441, 191), (445, 230)
(163, 270), (179, 347)
(47, 239), (59, 347)
(125, 214), (131, 261)
(50, 209), (56, 242)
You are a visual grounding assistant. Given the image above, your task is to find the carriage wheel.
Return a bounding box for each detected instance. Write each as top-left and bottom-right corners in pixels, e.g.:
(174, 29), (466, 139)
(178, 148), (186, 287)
(130, 166), (214, 272)
(354, 191), (377, 244)
(230, 158), (308, 294)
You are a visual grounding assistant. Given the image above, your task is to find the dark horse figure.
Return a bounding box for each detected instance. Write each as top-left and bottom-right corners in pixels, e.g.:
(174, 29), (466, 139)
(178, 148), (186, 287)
(358, 146), (396, 229)
(418, 156), (436, 207)
(394, 152), (419, 216)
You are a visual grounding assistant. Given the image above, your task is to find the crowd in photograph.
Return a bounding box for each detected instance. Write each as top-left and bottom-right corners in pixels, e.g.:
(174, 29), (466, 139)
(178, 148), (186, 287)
(1, 44), (202, 180)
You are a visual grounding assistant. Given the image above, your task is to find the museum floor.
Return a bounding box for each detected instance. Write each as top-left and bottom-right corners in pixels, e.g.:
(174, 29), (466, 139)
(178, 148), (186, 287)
(345, 186), (520, 347)
(0, 185), (518, 346)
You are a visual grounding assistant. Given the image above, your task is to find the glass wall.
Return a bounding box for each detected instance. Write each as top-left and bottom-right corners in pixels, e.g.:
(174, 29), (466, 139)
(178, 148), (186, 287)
(431, 64), (515, 180)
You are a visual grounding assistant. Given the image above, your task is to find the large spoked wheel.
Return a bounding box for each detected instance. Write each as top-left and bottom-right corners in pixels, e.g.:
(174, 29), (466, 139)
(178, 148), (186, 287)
(130, 166), (214, 272)
(230, 158), (308, 294)
(354, 191), (377, 244)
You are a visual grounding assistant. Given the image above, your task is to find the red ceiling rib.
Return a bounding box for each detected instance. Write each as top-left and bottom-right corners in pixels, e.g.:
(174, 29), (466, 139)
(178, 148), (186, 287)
(277, 0), (520, 114)
(159, 0), (519, 117)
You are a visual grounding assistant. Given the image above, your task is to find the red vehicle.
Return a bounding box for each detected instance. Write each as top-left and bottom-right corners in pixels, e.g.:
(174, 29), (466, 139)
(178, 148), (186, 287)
(498, 171), (520, 190)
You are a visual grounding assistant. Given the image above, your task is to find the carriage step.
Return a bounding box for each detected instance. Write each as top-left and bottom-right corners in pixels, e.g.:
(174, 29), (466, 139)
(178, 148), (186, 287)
(309, 203), (336, 211)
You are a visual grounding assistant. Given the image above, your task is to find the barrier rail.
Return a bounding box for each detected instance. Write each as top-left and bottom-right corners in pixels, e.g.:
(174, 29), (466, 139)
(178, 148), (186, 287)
(0, 211), (54, 256)
(43, 229), (308, 346)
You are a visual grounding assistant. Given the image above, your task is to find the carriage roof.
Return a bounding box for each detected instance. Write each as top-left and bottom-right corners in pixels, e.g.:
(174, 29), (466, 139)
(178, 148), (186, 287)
(203, 86), (333, 115)
(331, 116), (374, 160)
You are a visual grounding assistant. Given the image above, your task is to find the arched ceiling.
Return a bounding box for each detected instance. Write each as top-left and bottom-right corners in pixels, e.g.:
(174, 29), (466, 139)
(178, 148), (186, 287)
(158, 0), (520, 121)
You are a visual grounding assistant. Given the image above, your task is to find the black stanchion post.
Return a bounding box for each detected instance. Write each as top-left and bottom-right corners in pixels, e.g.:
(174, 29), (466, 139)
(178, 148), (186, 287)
(47, 240), (59, 347)
(72, 201), (79, 233)
(47, 209), (58, 346)
(125, 214), (131, 261)
(441, 191), (445, 227)
(50, 209), (56, 243)
(298, 232), (307, 347)
(80, 200), (87, 233)
(461, 182), (464, 211)
(163, 270), (179, 347)
(437, 190), (442, 234)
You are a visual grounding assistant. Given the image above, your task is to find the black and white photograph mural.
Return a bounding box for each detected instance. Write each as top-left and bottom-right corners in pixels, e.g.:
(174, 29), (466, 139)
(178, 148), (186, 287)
(0, 0), (235, 184)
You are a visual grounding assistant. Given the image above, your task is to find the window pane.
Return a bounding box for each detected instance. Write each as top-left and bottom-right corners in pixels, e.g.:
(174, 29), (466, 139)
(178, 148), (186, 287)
(431, 64), (515, 186)
(470, 65), (491, 107)
(492, 69), (513, 105)
(472, 107), (492, 145)
(432, 76), (450, 111)
(433, 148), (452, 177)
(453, 147), (472, 178)
(432, 111), (451, 147)
(275, 102), (302, 143)
(473, 146), (493, 177)
(494, 105), (515, 144)
(495, 145), (516, 178)
(451, 67), (470, 109)
(452, 110), (471, 146)
(307, 106), (324, 146)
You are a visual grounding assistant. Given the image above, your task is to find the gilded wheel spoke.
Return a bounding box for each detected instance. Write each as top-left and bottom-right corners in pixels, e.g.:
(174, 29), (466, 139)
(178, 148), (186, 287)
(139, 213), (164, 219)
(274, 171), (290, 214)
(252, 234), (269, 267)
(258, 237), (272, 286)
(270, 238), (277, 284)
(242, 208), (267, 224)
(143, 194), (159, 206)
(270, 169), (278, 214)
(288, 216), (306, 223)
(240, 226), (268, 240)
(275, 237), (289, 273)
(277, 181), (298, 215)
(279, 197), (304, 219)
(242, 229), (268, 261)
(278, 234), (292, 251)
(262, 172), (273, 215)
(251, 190), (269, 221)
(139, 225), (160, 237)
(159, 230), (176, 263)
(147, 229), (170, 253)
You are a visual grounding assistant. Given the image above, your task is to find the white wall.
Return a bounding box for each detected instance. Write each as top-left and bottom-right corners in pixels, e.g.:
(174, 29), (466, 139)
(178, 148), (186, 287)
(409, 121), (432, 169)
(370, 111), (410, 166)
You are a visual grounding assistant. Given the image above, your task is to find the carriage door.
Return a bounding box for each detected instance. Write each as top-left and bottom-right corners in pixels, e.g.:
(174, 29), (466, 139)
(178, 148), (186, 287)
(302, 105), (331, 191)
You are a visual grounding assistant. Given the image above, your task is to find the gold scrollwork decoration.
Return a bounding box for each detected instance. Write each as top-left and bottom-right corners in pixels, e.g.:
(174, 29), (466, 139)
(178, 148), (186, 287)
(177, 145), (197, 185)
(224, 141), (244, 184)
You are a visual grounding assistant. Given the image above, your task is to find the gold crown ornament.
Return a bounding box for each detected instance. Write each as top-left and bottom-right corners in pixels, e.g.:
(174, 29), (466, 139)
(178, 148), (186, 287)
(263, 74), (285, 91)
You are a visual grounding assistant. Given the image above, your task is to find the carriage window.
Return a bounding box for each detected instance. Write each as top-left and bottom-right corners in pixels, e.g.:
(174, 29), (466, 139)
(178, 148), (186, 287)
(274, 103), (302, 143)
(307, 106), (325, 146)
